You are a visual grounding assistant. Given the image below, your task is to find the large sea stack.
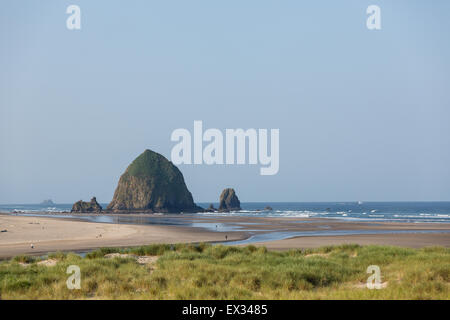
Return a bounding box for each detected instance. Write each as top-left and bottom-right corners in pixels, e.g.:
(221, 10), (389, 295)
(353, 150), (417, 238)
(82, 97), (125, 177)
(218, 188), (241, 212)
(107, 149), (202, 213)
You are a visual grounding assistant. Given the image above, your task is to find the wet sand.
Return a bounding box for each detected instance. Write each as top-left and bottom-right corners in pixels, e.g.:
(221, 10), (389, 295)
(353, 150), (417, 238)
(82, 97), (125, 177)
(0, 213), (449, 258)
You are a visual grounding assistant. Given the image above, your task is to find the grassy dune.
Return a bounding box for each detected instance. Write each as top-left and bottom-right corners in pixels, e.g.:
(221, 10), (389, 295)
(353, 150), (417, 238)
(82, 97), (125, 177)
(0, 244), (449, 299)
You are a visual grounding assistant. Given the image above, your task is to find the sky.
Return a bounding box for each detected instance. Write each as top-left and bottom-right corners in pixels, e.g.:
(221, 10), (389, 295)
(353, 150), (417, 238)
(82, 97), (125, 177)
(1, 0), (449, 204)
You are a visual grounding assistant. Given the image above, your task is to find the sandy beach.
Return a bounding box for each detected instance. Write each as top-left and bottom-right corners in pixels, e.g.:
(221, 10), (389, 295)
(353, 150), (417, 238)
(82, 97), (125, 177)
(0, 213), (449, 258)
(0, 215), (246, 258)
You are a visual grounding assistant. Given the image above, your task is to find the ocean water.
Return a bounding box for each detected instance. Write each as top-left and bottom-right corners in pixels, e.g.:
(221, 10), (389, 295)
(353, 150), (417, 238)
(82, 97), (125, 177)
(199, 202), (450, 223)
(1, 202), (450, 223)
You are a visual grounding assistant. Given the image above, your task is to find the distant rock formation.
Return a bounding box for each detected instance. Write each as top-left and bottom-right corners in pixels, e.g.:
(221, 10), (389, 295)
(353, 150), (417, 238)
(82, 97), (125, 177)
(218, 188), (241, 212)
(107, 149), (203, 213)
(40, 199), (54, 206)
(205, 204), (216, 212)
(71, 197), (102, 213)
(264, 206), (273, 211)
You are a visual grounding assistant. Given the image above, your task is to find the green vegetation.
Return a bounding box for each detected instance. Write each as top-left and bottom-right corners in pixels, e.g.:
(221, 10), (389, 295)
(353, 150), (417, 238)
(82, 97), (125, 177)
(0, 244), (448, 299)
(126, 149), (177, 179)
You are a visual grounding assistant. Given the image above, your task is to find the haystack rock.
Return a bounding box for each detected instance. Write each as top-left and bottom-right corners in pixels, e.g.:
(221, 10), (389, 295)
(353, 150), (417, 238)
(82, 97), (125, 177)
(71, 197), (102, 213)
(107, 149), (203, 213)
(218, 188), (241, 212)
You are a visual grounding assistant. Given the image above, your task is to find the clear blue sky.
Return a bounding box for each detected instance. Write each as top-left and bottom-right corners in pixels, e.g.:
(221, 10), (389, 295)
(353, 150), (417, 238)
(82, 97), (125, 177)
(1, 0), (449, 203)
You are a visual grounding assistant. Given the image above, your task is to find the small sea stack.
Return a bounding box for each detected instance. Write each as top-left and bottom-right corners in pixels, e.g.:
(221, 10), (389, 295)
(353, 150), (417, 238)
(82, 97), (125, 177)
(218, 188), (241, 212)
(71, 197), (102, 213)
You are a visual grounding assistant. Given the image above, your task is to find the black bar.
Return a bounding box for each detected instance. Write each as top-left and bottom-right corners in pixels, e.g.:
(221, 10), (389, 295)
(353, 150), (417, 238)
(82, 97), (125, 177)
(0, 300), (447, 318)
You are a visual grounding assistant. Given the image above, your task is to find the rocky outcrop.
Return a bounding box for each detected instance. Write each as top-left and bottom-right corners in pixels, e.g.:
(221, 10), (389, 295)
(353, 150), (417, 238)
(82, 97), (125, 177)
(107, 149), (203, 213)
(71, 197), (102, 213)
(218, 188), (241, 212)
(205, 204), (216, 212)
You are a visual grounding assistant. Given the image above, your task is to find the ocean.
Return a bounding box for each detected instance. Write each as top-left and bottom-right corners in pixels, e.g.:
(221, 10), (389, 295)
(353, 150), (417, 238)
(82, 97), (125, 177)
(1, 201), (450, 224)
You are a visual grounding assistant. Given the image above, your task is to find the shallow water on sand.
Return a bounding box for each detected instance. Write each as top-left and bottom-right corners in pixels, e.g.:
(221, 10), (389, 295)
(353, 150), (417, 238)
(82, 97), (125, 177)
(3, 211), (450, 247)
(220, 229), (450, 246)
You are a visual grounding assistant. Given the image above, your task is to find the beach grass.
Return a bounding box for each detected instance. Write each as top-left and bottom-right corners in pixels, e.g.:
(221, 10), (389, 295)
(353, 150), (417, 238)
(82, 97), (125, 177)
(0, 244), (448, 299)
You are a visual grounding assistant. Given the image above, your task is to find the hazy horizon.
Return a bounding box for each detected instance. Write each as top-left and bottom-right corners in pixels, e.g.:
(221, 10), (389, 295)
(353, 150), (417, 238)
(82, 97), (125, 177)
(2, 200), (450, 206)
(1, 1), (450, 204)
